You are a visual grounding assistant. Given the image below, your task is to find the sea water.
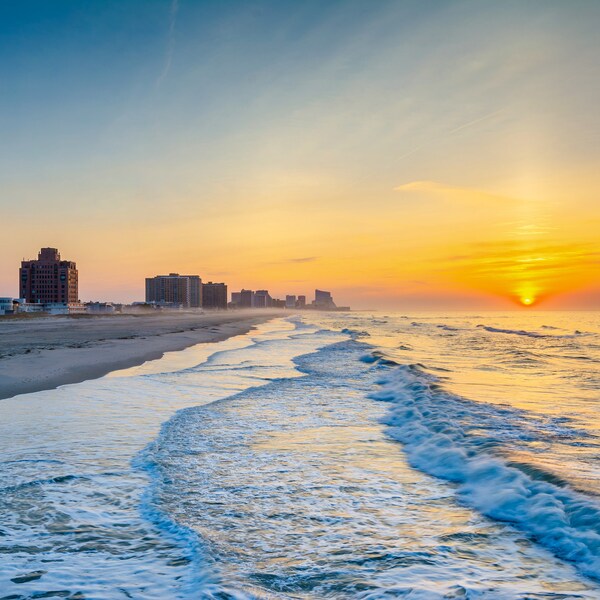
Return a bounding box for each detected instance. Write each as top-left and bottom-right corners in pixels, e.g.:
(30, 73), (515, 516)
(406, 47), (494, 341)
(0, 312), (599, 598)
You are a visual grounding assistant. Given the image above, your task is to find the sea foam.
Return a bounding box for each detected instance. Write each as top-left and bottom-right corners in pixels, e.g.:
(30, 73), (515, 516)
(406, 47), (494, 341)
(371, 361), (600, 579)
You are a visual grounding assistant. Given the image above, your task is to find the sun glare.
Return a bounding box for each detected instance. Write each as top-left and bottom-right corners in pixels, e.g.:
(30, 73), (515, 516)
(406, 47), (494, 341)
(521, 297), (534, 306)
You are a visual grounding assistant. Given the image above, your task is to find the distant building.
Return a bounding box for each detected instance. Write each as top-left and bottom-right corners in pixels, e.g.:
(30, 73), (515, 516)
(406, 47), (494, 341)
(202, 282), (228, 309)
(85, 302), (117, 314)
(0, 298), (16, 316)
(271, 298), (286, 308)
(296, 295), (306, 308)
(313, 289), (337, 309)
(254, 290), (272, 308)
(230, 292), (242, 307)
(20, 247), (78, 305)
(285, 295), (296, 309)
(145, 273), (201, 308)
(239, 289), (254, 308)
(44, 303), (87, 315)
(14, 299), (44, 314)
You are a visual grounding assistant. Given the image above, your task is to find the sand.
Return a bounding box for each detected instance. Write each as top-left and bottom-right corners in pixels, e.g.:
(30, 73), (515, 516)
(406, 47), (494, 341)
(0, 310), (278, 401)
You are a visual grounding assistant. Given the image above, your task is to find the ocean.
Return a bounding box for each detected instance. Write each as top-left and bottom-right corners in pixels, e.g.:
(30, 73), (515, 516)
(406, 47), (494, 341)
(0, 311), (599, 599)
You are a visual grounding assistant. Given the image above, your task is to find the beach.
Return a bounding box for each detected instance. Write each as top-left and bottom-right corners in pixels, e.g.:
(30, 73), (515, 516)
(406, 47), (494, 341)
(0, 310), (276, 401)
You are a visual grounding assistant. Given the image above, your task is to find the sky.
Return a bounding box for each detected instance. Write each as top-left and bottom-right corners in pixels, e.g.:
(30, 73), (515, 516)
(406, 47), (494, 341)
(0, 0), (598, 309)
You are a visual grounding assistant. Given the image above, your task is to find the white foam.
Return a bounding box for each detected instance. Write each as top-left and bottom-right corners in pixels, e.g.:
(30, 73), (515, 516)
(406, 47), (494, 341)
(374, 364), (600, 579)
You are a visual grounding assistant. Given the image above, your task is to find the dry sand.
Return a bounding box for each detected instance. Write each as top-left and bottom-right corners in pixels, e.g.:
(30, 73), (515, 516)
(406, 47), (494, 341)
(0, 310), (279, 400)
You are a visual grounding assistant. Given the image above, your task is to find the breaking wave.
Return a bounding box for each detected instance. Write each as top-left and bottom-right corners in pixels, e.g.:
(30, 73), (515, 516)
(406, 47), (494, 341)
(372, 363), (600, 580)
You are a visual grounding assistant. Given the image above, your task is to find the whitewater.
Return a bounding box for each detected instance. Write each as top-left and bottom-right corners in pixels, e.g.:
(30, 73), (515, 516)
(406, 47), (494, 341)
(0, 311), (599, 599)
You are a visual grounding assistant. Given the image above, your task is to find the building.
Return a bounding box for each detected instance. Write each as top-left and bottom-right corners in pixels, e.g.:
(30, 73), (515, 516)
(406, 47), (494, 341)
(0, 298), (16, 315)
(239, 289), (254, 308)
(285, 295), (296, 309)
(145, 273), (202, 308)
(230, 292), (242, 307)
(13, 299), (44, 313)
(44, 303), (87, 315)
(254, 290), (272, 308)
(85, 302), (118, 314)
(296, 295), (306, 308)
(202, 282), (228, 310)
(20, 247), (78, 305)
(313, 289), (337, 309)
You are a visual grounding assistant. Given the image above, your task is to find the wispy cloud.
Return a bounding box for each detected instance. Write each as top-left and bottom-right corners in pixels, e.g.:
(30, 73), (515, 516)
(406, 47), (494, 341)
(287, 257), (319, 263)
(395, 109), (506, 161)
(435, 241), (600, 286)
(156, 0), (179, 88)
(394, 180), (520, 206)
(260, 256), (320, 266)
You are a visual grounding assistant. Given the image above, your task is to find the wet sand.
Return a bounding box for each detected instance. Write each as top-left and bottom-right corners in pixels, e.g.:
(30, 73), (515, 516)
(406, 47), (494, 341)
(0, 311), (278, 400)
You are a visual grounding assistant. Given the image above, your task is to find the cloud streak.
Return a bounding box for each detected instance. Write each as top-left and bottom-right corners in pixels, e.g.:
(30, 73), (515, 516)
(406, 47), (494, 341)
(156, 0), (179, 88)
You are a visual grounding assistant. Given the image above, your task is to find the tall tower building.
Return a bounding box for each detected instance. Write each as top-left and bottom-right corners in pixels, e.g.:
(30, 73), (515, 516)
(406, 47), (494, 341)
(145, 274), (201, 308)
(20, 247), (78, 304)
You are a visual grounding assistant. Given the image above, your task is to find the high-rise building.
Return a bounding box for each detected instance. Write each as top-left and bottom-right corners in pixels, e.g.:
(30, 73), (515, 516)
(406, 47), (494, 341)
(145, 274), (201, 308)
(254, 290), (272, 308)
(239, 289), (254, 308)
(202, 282), (228, 309)
(285, 295), (296, 308)
(296, 295), (306, 308)
(314, 289), (337, 309)
(20, 247), (78, 304)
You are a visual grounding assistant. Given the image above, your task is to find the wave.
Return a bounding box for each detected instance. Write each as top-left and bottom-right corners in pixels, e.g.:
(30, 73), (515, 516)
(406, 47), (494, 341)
(341, 327), (371, 338)
(477, 325), (547, 338)
(134, 435), (245, 598)
(360, 350), (400, 367)
(436, 324), (459, 332)
(477, 324), (591, 339)
(372, 364), (600, 579)
(0, 473), (94, 494)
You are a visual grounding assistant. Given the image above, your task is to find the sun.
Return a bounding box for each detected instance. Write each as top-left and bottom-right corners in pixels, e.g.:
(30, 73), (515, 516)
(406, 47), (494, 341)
(521, 297), (534, 306)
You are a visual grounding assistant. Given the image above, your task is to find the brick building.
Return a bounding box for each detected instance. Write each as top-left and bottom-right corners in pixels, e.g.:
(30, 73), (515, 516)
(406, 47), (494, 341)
(19, 247), (78, 304)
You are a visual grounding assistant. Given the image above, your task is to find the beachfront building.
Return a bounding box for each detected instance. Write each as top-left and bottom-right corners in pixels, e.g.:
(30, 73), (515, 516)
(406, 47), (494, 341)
(202, 282), (228, 310)
(239, 289), (254, 308)
(285, 295), (296, 309)
(313, 289), (337, 309)
(85, 302), (118, 314)
(19, 247), (79, 305)
(0, 298), (16, 315)
(254, 290), (272, 308)
(145, 273), (202, 308)
(296, 295), (306, 308)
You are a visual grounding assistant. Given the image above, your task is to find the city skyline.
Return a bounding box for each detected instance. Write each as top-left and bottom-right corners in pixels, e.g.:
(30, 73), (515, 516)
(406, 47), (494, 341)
(6, 246), (345, 311)
(0, 1), (598, 309)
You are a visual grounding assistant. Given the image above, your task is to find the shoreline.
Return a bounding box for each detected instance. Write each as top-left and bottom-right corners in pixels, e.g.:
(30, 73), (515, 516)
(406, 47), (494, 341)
(0, 311), (278, 401)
